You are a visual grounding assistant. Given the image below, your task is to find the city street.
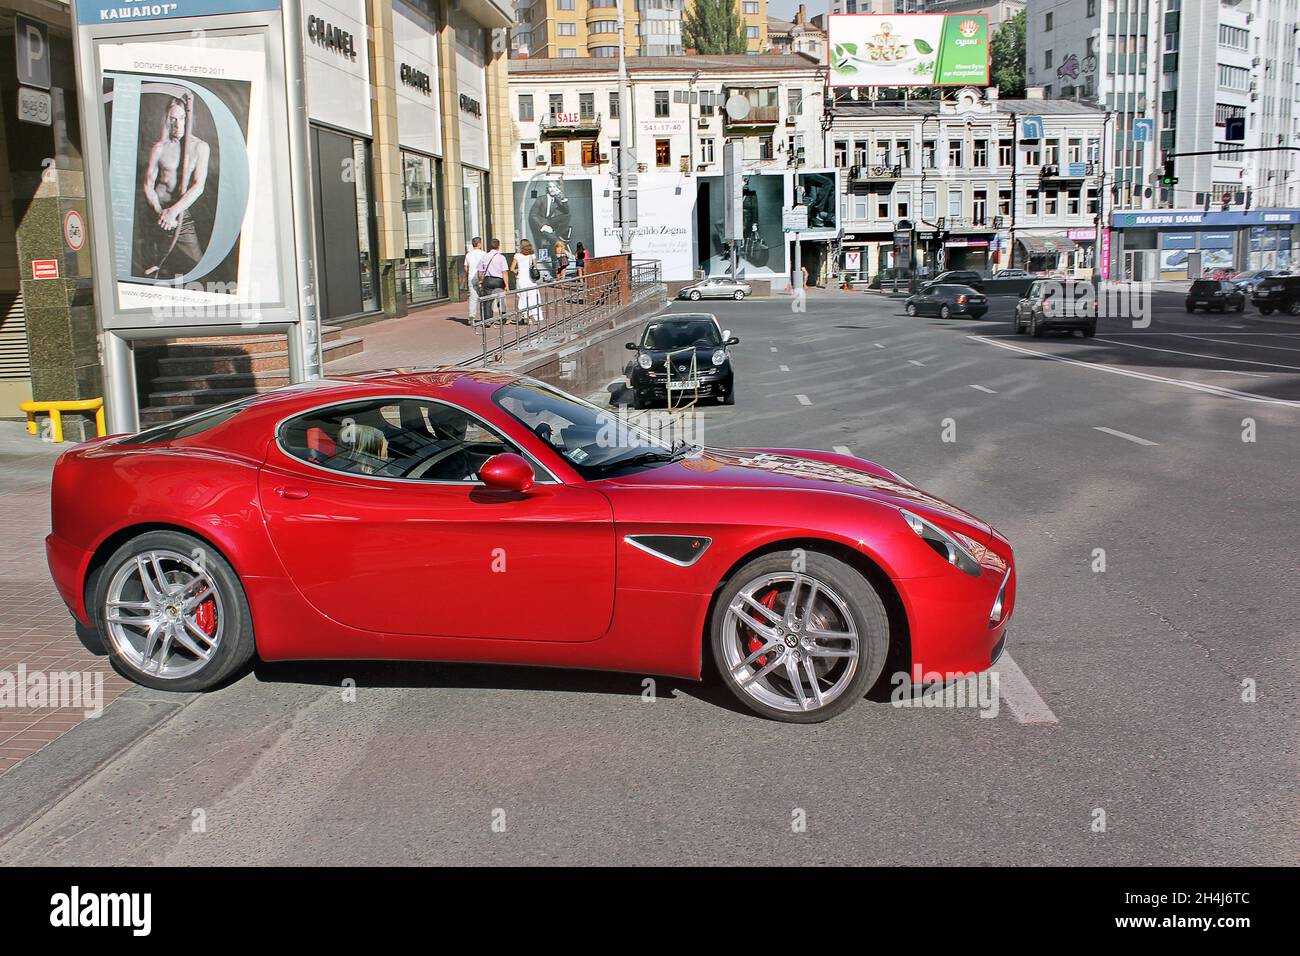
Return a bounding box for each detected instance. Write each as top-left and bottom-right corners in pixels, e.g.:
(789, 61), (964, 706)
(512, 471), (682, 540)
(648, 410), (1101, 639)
(1, 289), (1296, 866)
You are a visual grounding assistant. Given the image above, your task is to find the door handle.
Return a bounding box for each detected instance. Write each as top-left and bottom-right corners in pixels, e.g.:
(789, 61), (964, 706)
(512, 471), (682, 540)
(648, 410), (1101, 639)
(274, 486), (310, 500)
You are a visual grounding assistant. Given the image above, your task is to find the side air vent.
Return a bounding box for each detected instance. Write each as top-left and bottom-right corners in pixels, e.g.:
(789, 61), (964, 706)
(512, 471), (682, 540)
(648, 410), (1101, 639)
(624, 534), (712, 567)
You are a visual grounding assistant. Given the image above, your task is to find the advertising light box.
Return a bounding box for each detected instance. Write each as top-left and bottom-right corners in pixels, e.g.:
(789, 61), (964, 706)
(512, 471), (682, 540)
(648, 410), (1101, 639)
(828, 14), (989, 87)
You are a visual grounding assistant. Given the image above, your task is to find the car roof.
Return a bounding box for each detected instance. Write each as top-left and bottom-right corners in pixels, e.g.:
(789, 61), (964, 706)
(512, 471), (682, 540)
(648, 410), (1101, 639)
(652, 312), (720, 323)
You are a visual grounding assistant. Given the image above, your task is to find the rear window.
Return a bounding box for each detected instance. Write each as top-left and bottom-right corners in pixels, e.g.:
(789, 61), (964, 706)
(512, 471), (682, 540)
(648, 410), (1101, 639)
(118, 395), (259, 445)
(1190, 280), (1219, 292)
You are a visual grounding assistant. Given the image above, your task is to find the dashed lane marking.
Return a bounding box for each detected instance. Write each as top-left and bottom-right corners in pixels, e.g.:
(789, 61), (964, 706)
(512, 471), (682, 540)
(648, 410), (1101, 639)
(1094, 426), (1158, 446)
(996, 653), (1059, 724)
(795, 394), (813, 406)
(969, 384), (997, 394)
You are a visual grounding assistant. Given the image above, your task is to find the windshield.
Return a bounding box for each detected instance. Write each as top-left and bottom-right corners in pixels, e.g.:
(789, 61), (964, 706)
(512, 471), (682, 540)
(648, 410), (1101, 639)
(642, 319), (721, 351)
(493, 380), (687, 479)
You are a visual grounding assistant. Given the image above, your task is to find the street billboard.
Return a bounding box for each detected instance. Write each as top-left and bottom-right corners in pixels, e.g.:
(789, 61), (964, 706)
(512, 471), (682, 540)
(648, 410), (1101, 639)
(828, 14), (990, 87)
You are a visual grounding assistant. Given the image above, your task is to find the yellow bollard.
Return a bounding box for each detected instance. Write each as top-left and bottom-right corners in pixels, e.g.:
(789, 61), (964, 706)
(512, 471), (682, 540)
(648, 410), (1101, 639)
(18, 398), (107, 443)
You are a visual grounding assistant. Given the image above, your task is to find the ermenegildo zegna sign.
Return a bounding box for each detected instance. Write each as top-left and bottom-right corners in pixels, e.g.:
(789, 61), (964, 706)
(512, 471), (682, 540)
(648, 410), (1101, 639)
(70, 0), (322, 431)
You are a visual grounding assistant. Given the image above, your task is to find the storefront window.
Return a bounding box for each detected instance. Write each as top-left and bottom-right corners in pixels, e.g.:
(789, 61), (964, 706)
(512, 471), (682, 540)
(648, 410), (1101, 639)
(462, 167), (490, 250)
(402, 152), (446, 303)
(352, 140), (380, 313)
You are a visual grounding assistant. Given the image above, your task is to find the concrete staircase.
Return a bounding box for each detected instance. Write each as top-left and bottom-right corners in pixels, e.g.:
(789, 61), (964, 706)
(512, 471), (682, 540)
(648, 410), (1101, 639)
(138, 325), (364, 426)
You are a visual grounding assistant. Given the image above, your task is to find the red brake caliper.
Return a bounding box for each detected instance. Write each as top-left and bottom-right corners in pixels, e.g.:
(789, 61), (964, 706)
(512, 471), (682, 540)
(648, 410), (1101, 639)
(194, 596), (217, 637)
(746, 589), (781, 667)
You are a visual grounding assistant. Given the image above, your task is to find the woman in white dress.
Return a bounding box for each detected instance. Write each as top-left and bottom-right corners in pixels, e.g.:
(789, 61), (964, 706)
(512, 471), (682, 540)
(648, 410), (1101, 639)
(511, 239), (543, 325)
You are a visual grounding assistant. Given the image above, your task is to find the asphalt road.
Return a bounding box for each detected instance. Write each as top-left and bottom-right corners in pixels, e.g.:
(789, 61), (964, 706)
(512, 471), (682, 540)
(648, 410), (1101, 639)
(3, 289), (1297, 866)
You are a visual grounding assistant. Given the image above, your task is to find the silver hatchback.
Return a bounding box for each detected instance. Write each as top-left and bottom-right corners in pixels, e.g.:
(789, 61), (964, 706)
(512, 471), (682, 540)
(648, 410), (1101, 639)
(679, 277), (752, 301)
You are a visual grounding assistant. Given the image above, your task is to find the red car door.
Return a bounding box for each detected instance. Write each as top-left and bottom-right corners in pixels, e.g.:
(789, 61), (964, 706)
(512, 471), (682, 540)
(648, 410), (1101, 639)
(257, 400), (615, 643)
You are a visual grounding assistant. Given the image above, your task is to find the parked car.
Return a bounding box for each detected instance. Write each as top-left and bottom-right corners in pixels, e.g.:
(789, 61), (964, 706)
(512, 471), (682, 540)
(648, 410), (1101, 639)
(1251, 275), (1300, 315)
(46, 371), (1015, 722)
(1014, 279), (1098, 337)
(905, 284), (988, 319)
(678, 276), (752, 301)
(626, 312), (738, 407)
(923, 270), (985, 291)
(993, 269), (1030, 279)
(1204, 267), (1236, 280)
(1185, 278), (1246, 313)
(1229, 269), (1275, 292)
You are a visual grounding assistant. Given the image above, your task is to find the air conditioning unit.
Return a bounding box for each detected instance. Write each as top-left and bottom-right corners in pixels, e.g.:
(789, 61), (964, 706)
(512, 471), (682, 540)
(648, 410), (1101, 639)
(600, 153), (609, 163)
(698, 118), (709, 128)
(536, 157), (547, 165)
(1252, 57), (1261, 66)
(785, 116), (797, 125)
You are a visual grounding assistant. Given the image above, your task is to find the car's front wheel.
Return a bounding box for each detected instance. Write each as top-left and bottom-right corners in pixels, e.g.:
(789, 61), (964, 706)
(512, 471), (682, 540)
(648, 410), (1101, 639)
(906, 303), (918, 316)
(711, 550), (889, 722)
(690, 290), (702, 301)
(92, 530), (256, 691)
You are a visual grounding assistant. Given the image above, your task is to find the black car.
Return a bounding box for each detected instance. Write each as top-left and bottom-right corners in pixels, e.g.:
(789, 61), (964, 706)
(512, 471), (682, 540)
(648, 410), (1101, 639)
(1251, 275), (1300, 315)
(904, 284), (988, 319)
(923, 270), (986, 291)
(1014, 279), (1098, 336)
(625, 313), (739, 408)
(1186, 279), (1246, 313)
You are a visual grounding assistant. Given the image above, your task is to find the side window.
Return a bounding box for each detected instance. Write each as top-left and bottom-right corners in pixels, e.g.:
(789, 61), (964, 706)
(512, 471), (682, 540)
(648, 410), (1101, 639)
(280, 399), (519, 482)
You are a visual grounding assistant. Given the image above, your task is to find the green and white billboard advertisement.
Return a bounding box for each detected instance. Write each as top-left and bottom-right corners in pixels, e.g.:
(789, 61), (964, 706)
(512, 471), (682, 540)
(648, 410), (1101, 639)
(828, 14), (990, 87)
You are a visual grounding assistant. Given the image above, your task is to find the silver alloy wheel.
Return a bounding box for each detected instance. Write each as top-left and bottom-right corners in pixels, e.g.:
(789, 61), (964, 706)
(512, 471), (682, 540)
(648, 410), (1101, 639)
(103, 549), (224, 680)
(722, 572), (860, 713)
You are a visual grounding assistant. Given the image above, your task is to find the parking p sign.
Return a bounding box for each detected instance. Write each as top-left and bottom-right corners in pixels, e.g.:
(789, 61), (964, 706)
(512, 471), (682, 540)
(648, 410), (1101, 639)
(15, 16), (51, 91)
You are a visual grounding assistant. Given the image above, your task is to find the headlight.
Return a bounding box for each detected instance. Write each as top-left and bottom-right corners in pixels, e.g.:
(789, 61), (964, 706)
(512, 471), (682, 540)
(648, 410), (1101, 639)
(638, 353), (652, 369)
(711, 348), (727, 366)
(899, 508), (982, 577)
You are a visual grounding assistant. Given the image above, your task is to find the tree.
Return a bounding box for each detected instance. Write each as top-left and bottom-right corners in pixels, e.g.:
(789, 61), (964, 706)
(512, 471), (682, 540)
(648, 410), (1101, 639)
(989, 10), (1026, 98)
(683, 0), (749, 56)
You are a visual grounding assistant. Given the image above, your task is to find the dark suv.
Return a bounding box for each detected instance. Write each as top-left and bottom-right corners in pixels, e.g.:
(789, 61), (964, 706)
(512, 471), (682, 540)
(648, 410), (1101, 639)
(1014, 279), (1098, 337)
(1185, 279), (1245, 313)
(923, 270), (985, 291)
(1251, 275), (1300, 316)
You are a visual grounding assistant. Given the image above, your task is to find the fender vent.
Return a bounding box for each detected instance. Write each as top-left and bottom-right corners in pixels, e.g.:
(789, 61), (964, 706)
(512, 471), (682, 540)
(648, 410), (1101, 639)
(624, 534), (712, 567)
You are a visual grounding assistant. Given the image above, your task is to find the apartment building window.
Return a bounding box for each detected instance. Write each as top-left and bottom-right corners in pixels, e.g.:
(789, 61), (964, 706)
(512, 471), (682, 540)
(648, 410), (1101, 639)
(1044, 49), (1053, 69)
(557, 0), (575, 7)
(520, 141), (536, 169)
(1218, 65), (1250, 91)
(560, 48), (578, 57)
(591, 46), (618, 57)
(998, 139), (1013, 166)
(1026, 189), (1039, 215)
(759, 135), (775, 160)
(876, 139), (891, 165)
(923, 190), (937, 220)
(549, 94), (563, 118)
(1024, 143), (1041, 166)
(655, 90), (670, 117)
(998, 189), (1012, 217)
(746, 26), (759, 40)
(1045, 191), (1058, 216)
(701, 137), (715, 165)
(558, 22), (576, 36)
(834, 140), (848, 168)
(852, 194), (868, 221)
(609, 92), (619, 119)
(877, 194), (890, 219)
(1087, 138), (1100, 162)
(923, 139), (936, 169)
(518, 95), (534, 122)
(582, 141), (600, 166)
(896, 188), (911, 220)
(973, 189), (987, 225)
(788, 88), (803, 116)
(1219, 25), (1249, 50)
(1087, 0), (1096, 15)
(973, 139), (988, 167)
(744, 1), (759, 11)
(787, 133), (804, 162)
(854, 140), (868, 166)
(1045, 12), (1053, 30)
(947, 188), (962, 221)
(611, 139), (621, 172)
(591, 0), (616, 6)
(948, 139), (963, 167)
(590, 20), (617, 33)
(1067, 189), (1081, 216)
(550, 141), (565, 166)
(1067, 138), (1082, 163)
(1045, 138), (1060, 165)
(699, 91), (716, 116)
(579, 93), (595, 119)
(656, 139), (671, 167)
(896, 140), (911, 168)
(1087, 187), (1099, 215)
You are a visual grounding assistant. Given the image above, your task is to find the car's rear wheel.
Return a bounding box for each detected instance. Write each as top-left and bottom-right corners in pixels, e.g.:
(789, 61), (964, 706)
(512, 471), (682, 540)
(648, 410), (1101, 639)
(1260, 307), (1274, 315)
(690, 290), (702, 301)
(906, 303), (918, 316)
(1236, 300), (1246, 312)
(711, 551), (889, 723)
(92, 530), (255, 692)
(939, 305), (952, 319)
(1290, 301), (1300, 316)
(733, 290), (745, 300)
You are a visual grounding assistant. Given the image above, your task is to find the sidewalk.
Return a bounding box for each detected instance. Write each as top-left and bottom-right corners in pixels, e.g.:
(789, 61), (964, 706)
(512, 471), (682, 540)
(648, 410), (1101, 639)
(0, 423), (134, 774)
(328, 299), (486, 373)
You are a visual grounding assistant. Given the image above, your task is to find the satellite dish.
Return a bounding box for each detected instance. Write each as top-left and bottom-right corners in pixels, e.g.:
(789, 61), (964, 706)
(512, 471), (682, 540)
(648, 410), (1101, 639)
(724, 94), (751, 121)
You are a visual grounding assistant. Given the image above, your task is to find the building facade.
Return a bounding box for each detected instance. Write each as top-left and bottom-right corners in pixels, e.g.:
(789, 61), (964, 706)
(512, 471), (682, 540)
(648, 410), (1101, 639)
(766, 4), (827, 62)
(829, 89), (1107, 279)
(512, 0), (767, 59)
(508, 53), (825, 284)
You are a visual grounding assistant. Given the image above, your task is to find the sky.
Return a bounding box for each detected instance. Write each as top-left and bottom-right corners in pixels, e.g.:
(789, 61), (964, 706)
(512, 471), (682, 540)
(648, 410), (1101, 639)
(767, 0), (831, 21)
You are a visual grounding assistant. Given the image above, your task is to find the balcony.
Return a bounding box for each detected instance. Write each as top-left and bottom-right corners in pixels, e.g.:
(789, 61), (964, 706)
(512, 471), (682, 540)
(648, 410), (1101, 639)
(1040, 162), (1096, 180)
(539, 112), (603, 137)
(850, 164), (902, 183)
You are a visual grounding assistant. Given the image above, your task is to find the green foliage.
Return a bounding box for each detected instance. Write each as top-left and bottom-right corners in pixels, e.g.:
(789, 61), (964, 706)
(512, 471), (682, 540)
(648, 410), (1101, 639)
(989, 10), (1026, 98)
(683, 0), (749, 56)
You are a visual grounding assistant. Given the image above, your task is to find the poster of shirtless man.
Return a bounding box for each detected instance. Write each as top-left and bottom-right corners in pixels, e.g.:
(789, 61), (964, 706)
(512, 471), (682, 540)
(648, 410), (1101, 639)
(139, 94), (211, 279)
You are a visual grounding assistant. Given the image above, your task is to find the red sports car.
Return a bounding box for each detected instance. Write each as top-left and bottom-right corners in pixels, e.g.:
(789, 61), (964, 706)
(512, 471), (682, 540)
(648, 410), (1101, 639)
(46, 370), (1015, 722)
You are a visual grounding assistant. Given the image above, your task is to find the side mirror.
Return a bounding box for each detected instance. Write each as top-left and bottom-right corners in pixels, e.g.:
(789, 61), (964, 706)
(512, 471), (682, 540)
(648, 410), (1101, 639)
(625, 342), (639, 350)
(726, 336), (740, 345)
(722, 329), (731, 340)
(480, 453), (534, 492)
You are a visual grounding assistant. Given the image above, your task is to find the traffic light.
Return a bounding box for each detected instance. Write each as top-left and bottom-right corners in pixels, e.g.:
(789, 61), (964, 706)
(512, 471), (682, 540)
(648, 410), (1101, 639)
(1160, 156), (1178, 187)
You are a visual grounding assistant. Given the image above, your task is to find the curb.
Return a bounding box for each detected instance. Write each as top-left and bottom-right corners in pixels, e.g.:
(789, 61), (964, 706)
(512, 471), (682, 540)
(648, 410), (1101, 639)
(0, 685), (197, 845)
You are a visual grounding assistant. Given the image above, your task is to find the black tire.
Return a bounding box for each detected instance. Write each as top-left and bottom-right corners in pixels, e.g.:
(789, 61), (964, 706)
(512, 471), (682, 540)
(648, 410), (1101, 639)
(689, 290), (702, 301)
(710, 550), (890, 723)
(1260, 307), (1274, 315)
(1236, 300), (1246, 312)
(906, 303), (918, 316)
(1082, 322), (1097, 337)
(939, 305), (952, 319)
(1290, 301), (1300, 316)
(733, 290), (745, 300)
(721, 386), (736, 405)
(1013, 312), (1026, 334)
(1185, 304), (1195, 313)
(1029, 315), (1044, 338)
(632, 390), (649, 410)
(91, 530), (255, 692)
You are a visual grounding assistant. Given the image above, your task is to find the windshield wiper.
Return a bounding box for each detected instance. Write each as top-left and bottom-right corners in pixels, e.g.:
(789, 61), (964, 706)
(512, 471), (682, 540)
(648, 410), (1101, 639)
(587, 449), (677, 475)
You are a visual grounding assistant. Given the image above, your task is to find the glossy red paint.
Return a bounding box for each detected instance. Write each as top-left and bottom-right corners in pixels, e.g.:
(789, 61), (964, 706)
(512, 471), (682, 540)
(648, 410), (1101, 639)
(45, 369), (1015, 683)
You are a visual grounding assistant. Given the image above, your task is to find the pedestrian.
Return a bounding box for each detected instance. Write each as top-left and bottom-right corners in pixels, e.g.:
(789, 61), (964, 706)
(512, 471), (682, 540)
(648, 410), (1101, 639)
(512, 239), (543, 325)
(463, 237), (485, 324)
(477, 238), (508, 323)
(554, 238), (571, 281)
(574, 241), (588, 276)
(801, 264), (809, 289)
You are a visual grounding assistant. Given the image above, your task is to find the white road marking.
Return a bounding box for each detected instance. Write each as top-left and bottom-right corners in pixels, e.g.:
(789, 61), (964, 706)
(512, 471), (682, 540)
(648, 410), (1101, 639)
(996, 653), (1059, 724)
(1094, 426), (1158, 446)
(779, 364), (790, 372)
(770, 346), (779, 353)
(969, 384), (997, 394)
(968, 335), (1300, 408)
(874, 343), (886, 349)
(1093, 336), (1300, 372)
(1176, 333), (1300, 354)
(796, 394), (812, 406)
(908, 359), (926, 367)
(832, 445), (851, 455)
(1213, 369), (1271, 379)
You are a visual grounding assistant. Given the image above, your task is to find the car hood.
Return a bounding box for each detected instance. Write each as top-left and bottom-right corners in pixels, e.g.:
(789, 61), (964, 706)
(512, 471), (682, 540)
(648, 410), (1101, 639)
(599, 447), (993, 542)
(640, 345), (725, 366)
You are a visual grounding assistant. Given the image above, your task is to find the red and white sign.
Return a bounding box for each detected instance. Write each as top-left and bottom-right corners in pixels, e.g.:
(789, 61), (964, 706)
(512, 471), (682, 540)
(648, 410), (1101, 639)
(63, 210), (85, 251)
(641, 119), (686, 136)
(1100, 229), (1112, 279)
(1067, 228), (1095, 241)
(31, 258), (59, 279)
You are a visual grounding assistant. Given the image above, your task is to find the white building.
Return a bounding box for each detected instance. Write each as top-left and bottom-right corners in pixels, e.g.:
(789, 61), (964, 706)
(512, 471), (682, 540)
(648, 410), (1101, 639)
(829, 88), (1108, 279)
(508, 54), (827, 284)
